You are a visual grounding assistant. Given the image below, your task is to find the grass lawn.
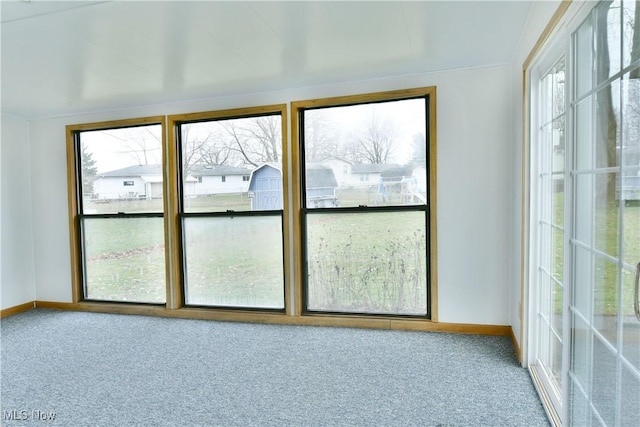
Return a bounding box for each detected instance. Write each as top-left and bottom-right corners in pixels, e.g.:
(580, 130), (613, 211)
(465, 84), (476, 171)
(81, 191), (637, 317)
(550, 192), (639, 318)
(306, 211), (427, 315)
(182, 216), (284, 308)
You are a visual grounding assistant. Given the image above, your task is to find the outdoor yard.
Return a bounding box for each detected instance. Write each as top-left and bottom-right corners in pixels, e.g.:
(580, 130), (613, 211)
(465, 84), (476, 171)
(82, 194), (637, 317)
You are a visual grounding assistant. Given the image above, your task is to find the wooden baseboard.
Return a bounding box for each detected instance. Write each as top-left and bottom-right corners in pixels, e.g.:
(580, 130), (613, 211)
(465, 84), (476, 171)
(511, 327), (523, 364)
(0, 301), (35, 318)
(32, 300), (512, 336)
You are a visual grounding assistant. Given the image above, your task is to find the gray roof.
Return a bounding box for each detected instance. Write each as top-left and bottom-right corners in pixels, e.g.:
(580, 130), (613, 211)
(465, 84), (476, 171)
(96, 164), (252, 178)
(95, 164), (162, 177)
(306, 166), (337, 188)
(190, 165), (251, 176)
(351, 163), (400, 174)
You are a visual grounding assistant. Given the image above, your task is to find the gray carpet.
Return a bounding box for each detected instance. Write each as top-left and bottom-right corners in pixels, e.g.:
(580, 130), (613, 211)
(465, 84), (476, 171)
(1, 309), (549, 426)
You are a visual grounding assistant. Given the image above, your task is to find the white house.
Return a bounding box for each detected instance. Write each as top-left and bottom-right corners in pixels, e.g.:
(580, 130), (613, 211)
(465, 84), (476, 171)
(93, 164), (251, 199)
(92, 165), (165, 200)
(189, 165), (251, 196)
(311, 157), (352, 187)
(347, 163), (402, 187)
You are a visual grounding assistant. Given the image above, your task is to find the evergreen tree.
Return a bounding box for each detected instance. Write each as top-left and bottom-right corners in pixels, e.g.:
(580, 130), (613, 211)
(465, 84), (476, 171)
(81, 145), (98, 195)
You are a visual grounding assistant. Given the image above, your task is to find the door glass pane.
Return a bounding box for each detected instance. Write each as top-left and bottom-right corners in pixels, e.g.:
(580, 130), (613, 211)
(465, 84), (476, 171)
(576, 174), (594, 244)
(575, 16), (594, 98)
(621, 268), (640, 370)
(595, 83), (621, 170)
(591, 336), (617, 427)
(553, 176), (565, 227)
(540, 174), (552, 223)
(303, 98), (426, 209)
(620, 360), (640, 426)
(621, 71), (640, 266)
(595, 0), (622, 85)
(576, 96), (594, 170)
(574, 246), (593, 318)
(550, 333), (563, 387)
(83, 217), (166, 303)
(552, 227), (564, 283)
(539, 316), (551, 369)
(183, 216), (284, 309)
(80, 125), (164, 214)
(306, 211), (427, 315)
(593, 255), (619, 346)
(622, 0), (638, 69)
(180, 115), (282, 213)
(571, 312), (592, 390)
(570, 378), (590, 427)
(552, 281), (564, 338)
(594, 173), (620, 258)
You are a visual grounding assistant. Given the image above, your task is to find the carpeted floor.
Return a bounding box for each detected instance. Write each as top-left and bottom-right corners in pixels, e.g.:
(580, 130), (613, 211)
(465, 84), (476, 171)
(1, 309), (550, 426)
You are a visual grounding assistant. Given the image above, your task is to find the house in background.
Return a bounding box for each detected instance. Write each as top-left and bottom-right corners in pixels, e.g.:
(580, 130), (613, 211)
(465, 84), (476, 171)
(189, 165), (251, 196)
(92, 164), (252, 200)
(310, 157), (352, 187)
(92, 165), (165, 200)
(348, 163), (400, 187)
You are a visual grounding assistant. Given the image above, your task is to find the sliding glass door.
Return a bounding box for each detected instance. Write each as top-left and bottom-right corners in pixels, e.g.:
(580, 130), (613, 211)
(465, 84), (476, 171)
(531, 54), (567, 421)
(569, 2), (640, 425)
(530, 1), (640, 425)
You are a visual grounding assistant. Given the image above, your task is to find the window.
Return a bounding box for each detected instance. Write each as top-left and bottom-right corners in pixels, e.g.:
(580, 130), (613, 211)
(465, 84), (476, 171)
(526, 1), (640, 424)
(66, 90), (437, 327)
(293, 87), (436, 317)
(66, 117), (167, 304)
(171, 105), (287, 310)
(530, 55), (566, 419)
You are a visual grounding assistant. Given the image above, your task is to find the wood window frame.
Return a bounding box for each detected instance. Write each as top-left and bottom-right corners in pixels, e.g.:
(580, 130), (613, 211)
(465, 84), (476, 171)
(290, 87), (439, 321)
(60, 90), (530, 335)
(66, 116), (169, 305)
(166, 104), (291, 312)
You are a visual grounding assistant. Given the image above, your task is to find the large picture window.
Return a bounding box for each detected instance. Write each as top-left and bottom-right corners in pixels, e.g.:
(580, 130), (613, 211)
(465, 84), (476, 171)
(66, 91), (437, 326)
(171, 106), (287, 310)
(293, 88), (436, 317)
(67, 118), (167, 304)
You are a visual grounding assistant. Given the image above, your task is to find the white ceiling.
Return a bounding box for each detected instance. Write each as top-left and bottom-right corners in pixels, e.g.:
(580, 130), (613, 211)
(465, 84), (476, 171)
(1, 0), (533, 120)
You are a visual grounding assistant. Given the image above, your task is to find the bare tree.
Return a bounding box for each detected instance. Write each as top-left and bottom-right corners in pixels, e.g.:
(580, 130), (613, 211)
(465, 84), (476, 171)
(595, 1), (618, 199)
(410, 133), (427, 164)
(181, 125), (230, 174)
(629, 3), (640, 79)
(357, 111), (395, 164)
(221, 116), (281, 167)
(304, 111), (339, 161)
(104, 126), (162, 165)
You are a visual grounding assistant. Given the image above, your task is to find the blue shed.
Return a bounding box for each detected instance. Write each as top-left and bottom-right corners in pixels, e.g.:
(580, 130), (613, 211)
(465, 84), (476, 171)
(248, 163), (283, 210)
(306, 165), (338, 208)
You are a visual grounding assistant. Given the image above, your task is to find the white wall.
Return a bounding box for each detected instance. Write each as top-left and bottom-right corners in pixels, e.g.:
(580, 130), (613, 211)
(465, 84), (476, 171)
(28, 64), (517, 325)
(93, 176), (146, 200)
(1, 114), (36, 309)
(194, 175), (248, 195)
(508, 0), (563, 350)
